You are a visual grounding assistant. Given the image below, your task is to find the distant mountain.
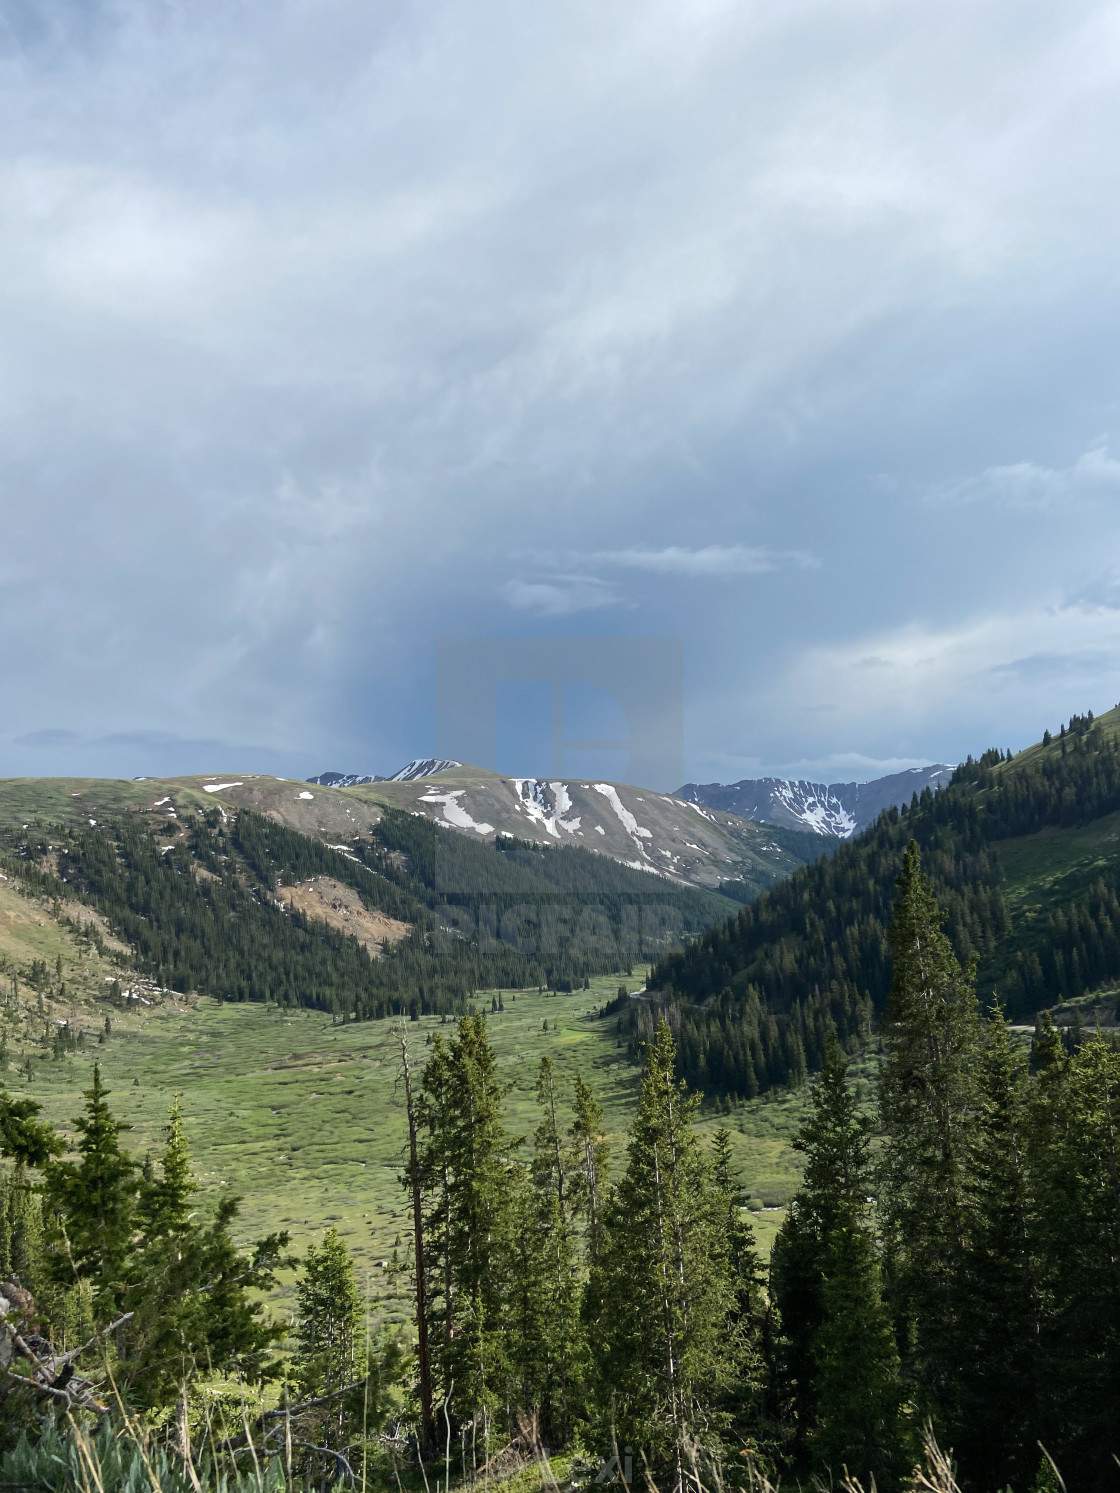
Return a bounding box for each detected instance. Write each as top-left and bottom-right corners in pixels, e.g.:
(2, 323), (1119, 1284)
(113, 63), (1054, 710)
(307, 759), (463, 788)
(676, 764), (956, 839)
(307, 771), (382, 787)
(387, 758), (463, 782)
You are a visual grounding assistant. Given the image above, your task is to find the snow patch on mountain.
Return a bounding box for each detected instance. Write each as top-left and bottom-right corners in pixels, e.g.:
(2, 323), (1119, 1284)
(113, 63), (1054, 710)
(593, 782), (655, 865)
(510, 779), (581, 838)
(418, 788), (494, 834)
(678, 764), (957, 839)
(771, 781), (855, 837)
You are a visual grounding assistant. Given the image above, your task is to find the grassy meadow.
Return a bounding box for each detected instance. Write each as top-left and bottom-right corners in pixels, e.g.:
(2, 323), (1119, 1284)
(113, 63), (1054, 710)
(1, 866), (808, 1317)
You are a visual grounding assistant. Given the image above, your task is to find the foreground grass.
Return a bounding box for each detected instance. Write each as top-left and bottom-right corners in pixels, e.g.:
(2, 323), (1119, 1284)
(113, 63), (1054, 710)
(4, 965), (811, 1316)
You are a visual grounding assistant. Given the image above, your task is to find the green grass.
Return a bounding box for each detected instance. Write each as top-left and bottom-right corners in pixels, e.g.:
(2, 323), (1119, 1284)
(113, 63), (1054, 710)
(994, 808), (1120, 917)
(4, 966), (810, 1316)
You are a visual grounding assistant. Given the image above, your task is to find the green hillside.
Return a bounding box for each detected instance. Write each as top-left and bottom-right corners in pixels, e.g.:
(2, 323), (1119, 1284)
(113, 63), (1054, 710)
(0, 804), (739, 1018)
(640, 705), (1120, 1097)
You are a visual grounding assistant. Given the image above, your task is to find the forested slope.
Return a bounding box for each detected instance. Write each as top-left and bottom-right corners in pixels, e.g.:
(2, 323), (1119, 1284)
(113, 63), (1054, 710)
(636, 706), (1120, 1096)
(0, 804), (734, 1017)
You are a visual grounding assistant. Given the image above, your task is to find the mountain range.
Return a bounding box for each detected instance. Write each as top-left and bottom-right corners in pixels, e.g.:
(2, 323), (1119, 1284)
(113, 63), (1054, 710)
(307, 758), (463, 787)
(677, 763), (956, 838)
(311, 761), (956, 841)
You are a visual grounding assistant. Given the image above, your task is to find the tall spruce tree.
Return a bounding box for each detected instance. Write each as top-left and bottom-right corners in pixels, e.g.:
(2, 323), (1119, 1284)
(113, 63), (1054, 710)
(588, 1019), (733, 1490)
(417, 1013), (518, 1442)
(1030, 1036), (1120, 1491)
(709, 1129), (772, 1468)
(116, 1095), (290, 1409)
(44, 1064), (137, 1310)
(953, 1007), (1040, 1491)
(878, 841), (982, 1414)
(508, 1057), (581, 1445)
(296, 1228), (362, 1450)
(567, 1073), (609, 1264)
(771, 1034), (910, 1483)
(809, 1214), (912, 1490)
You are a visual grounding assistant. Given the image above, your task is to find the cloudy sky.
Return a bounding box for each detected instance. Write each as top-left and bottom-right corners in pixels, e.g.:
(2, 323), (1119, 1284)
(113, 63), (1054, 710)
(4, 0), (1120, 789)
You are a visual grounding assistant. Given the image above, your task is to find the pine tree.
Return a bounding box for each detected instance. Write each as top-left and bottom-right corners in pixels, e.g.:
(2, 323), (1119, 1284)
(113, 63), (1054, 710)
(1029, 1036), (1120, 1489)
(710, 1129), (771, 1466)
(877, 841), (982, 1411)
(417, 1013), (518, 1440)
(588, 1019), (733, 1489)
(567, 1074), (609, 1264)
(44, 1063), (137, 1308)
(953, 1008), (1040, 1490)
(296, 1228), (362, 1449)
(809, 1215), (912, 1490)
(137, 1094), (195, 1238)
(509, 1058), (581, 1444)
(771, 1036), (877, 1464)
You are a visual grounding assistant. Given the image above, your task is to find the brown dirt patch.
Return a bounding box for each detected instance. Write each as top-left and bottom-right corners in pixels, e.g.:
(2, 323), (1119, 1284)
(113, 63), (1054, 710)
(276, 877), (410, 956)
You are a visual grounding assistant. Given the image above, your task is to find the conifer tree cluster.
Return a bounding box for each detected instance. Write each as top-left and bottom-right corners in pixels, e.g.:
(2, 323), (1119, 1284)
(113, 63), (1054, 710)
(639, 713), (1120, 1096)
(0, 809), (732, 1023)
(772, 842), (1120, 1491)
(403, 1013), (776, 1489)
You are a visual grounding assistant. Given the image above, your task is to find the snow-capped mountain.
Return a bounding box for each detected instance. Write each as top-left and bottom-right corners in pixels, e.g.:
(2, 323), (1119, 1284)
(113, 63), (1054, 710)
(677, 765), (956, 840)
(307, 771), (382, 787)
(387, 758), (463, 782)
(307, 759), (462, 788)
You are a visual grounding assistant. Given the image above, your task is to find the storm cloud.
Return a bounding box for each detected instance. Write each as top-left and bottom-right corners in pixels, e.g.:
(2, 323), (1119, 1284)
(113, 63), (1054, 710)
(4, 0), (1120, 783)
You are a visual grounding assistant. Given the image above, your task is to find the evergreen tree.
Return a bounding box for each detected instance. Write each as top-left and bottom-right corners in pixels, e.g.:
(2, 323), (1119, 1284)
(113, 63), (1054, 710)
(771, 1036), (877, 1464)
(44, 1064), (137, 1309)
(567, 1074), (609, 1264)
(116, 1096), (291, 1410)
(296, 1228), (362, 1450)
(588, 1020), (733, 1489)
(877, 842), (981, 1414)
(509, 1057), (581, 1444)
(417, 1013), (518, 1440)
(954, 1008), (1040, 1491)
(710, 1129), (772, 1467)
(809, 1215), (912, 1490)
(0, 1087), (62, 1169)
(1030, 1037), (1120, 1490)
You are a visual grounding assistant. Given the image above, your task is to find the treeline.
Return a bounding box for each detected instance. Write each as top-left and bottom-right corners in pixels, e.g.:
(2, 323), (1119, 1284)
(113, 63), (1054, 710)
(0, 808), (732, 1018)
(5, 845), (1118, 1490)
(641, 714), (1120, 1094)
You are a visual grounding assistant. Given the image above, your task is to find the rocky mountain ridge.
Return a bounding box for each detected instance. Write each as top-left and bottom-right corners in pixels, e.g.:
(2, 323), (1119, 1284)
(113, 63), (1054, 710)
(677, 763), (956, 839)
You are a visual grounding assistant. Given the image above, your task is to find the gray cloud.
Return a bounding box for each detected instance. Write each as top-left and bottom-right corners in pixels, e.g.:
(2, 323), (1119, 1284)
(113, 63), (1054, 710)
(501, 576), (620, 616)
(927, 444), (1120, 510)
(590, 545), (820, 576)
(4, 1), (1120, 782)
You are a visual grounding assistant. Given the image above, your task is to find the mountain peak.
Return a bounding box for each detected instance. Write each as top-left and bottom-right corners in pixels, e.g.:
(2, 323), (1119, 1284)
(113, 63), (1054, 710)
(678, 764), (956, 839)
(307, 759), (463, 789)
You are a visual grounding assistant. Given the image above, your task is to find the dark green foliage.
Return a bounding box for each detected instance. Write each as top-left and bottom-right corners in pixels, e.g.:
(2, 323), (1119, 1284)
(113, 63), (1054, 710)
(877, 843), (982, 1423)
(587, 1020), (743, 1485)
(0, 1088), (63, 1169)
(953, 1009), (1040, 1491)
(1029, 1038), (1120, 1490)
(640, 715), (1120, 1096)
(508, 1057), (583, 1444)
(44, 1064), (137, 1306)
(809, 1217), (911, 1490)
(771, 1036), (911, 1485)
(1, 808), (736, 1022)
(295, 1228), (363, 1451)
(416, 1013), (518, 1430)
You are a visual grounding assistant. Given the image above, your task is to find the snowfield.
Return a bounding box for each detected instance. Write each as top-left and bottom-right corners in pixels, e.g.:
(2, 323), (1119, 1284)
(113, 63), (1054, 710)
(419, 788), (495, 834)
